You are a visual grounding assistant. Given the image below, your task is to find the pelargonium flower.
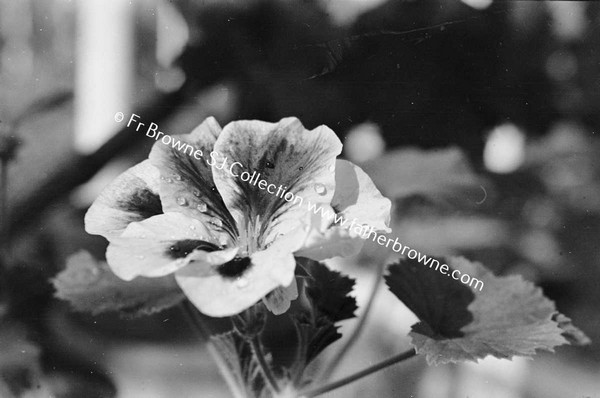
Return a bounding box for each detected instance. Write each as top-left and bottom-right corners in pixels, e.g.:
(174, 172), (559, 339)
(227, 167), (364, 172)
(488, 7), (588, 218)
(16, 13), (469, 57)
(85, 117), (390, 317)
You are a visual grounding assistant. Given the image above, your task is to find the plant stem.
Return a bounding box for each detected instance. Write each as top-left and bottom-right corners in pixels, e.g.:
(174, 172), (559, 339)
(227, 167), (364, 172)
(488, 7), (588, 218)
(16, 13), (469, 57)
(298, 348), (417, 398)
(179, 301), (246, 398)
(319, 260), (385, 382)
(0, 159), (8, 261)
(250, 335), (281, 394)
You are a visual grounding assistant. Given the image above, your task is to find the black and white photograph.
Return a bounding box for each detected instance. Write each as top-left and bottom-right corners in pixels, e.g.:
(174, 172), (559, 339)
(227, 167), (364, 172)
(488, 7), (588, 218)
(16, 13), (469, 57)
(0, 0), (598, 397)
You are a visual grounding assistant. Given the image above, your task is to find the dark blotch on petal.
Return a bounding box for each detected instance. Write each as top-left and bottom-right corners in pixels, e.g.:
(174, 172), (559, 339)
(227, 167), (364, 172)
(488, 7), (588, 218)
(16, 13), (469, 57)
(217, 257), (252, 278)
(117, 188), (163, 218)
(167, 239), (219, 259)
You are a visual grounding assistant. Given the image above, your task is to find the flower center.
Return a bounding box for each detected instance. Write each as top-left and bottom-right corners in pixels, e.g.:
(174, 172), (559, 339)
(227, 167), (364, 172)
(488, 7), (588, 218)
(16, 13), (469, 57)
(236, 214), (265, 256)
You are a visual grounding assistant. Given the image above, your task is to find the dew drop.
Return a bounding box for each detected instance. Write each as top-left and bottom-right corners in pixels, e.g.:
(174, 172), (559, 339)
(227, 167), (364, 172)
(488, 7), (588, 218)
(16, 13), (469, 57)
(210, 185), (217, 192)
(189, 225), (196, 230)
(165, 177), (173, 183)
(328, 164), (335, 172)
(174, 174), (182, 181)
(219, 235), (228, 246)
(192, 188), (201, 197)
(169, 245), (180, 253)
(314, 183), (327, 195)
(298, 166), (304, 171)
(266, 161), (275, 169)
(196, 202), (208, 212)
(236, 277), (249, 288)
(177, 197), (188, 206)
(210, 217), (223, 228)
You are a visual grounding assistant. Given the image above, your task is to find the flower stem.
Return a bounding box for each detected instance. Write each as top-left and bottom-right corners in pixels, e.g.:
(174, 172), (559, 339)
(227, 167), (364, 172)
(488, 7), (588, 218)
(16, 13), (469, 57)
(298, 348), (417, 398)
(0, 159), (8, 260)
(319, 260), (385, 382)
(250, 335), (281, 394)
(179, 301), (246, 398)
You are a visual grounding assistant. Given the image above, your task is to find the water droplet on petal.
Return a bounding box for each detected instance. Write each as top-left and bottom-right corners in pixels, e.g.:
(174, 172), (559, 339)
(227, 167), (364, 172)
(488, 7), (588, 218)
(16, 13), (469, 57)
(196, 201), (207, 212)
(192, 188), (201, 197)
(189, 225), (196, 230)
(219, 236), (228, 246)
(177, 197), (187, 206)
(298, 166), (304, 171)
(328, 164), (335, 172)
(236, 277), (249, 288)
(174, 174), (182, 181)
(314, 183), (327, 195)
(266, 161), (275, 169)
(165, 177), (173, 183)
(210, 217), (223, 228)
(210, 185), (217, 192)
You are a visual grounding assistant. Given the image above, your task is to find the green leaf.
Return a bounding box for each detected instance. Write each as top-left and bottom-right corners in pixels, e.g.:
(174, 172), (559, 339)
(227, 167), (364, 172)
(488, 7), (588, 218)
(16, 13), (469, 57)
(385, 255), (475, 339)
(364, 147), (486, 205)
(386, 256), (579, 365)
(552, 313), (591, 346)
(301, 259), (357, 323)
(52, 251), (184, 317)
(286, 259), (356, 375)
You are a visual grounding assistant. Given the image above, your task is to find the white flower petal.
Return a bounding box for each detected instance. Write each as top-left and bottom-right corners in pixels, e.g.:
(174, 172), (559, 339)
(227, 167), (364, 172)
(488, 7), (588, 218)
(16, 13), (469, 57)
(331, 159), (391, 234)
(148, 117), (237, 241)
(105, 213), (222, 280)
(174, 225), (307, 317)
(263, 280), (299, 315)
(85, 160), (162, 240)
(212, 117), (343, 248)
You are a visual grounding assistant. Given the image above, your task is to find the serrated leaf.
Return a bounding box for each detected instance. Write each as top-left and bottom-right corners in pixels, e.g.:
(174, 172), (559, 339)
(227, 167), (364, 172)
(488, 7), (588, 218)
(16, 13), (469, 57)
(385, 256), (475, 339)
(552, 313), (591, 346)
(302, 259), (357, 323)
(386, 256), (576, 365)
(53, 251), (184, 317)
(303, 318), (341, 364)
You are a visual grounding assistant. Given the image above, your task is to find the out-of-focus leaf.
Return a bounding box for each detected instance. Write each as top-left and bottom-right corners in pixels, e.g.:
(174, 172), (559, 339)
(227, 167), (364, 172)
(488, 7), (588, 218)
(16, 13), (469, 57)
(552, 313), (591, 346)
(363, 147), (488, 206)
(386, 256), (577, 365)
(52, 251), (185, 317)
(211, 331), (259, 398)
(0, 323), (39, 370)
(0, 322), (50, 397)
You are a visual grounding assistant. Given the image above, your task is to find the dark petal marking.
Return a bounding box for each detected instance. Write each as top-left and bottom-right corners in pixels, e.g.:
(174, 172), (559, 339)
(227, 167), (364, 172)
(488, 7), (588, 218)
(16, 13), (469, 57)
(220, 125), (338, 246)
(116, 188), (163, 218)
(148, 118), (238, 239)
(166, 239), (220, 259)
(217, 257), (252, 278)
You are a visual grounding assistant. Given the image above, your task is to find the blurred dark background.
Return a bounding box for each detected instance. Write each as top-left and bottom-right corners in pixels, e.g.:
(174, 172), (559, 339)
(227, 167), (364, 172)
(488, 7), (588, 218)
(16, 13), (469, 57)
(1, 0), (599, 397)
